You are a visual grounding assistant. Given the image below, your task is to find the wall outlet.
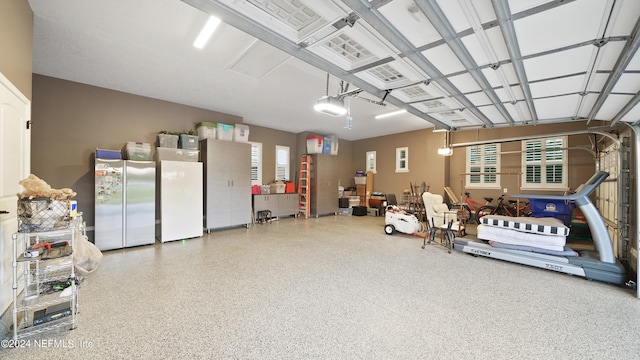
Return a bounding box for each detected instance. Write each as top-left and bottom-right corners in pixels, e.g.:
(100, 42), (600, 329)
(503, 188), (508, 193)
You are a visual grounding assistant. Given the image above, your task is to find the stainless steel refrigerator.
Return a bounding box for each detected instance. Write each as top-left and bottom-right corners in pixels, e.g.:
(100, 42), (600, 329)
(95, 159), (156, 251)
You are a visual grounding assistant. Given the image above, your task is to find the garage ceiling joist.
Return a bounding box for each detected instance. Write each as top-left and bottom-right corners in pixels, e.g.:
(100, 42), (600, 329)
(29, 0), (640, 140)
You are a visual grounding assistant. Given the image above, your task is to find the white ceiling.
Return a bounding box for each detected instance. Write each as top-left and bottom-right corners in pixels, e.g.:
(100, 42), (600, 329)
(28, 0), (640, 141)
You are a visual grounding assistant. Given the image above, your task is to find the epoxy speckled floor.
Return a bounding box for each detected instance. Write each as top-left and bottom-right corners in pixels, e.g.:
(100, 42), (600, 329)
(3, 215), (640, 359)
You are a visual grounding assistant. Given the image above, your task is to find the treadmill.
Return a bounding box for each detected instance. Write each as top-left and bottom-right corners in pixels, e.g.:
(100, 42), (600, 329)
(454, 171), (626, 284)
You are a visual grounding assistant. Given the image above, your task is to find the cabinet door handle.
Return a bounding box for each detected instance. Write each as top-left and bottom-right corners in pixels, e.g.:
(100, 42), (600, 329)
(0, 210), (9, 214)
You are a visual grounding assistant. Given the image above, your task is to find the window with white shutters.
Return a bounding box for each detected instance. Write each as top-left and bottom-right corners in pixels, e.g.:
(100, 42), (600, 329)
(275, 145), (290, 181)
(250, 142), (262, 186)
(466, 144), (500, 188)
(366, 151), (376, 173)
(522, 137), (567, 190)
(396, 147), (408, 173)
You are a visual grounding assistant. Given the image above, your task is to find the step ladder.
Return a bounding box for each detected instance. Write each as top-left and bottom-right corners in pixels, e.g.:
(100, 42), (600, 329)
(298, 154), (311, 219)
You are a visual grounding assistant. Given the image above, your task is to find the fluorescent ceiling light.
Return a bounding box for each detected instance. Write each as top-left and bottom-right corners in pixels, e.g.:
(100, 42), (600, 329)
(374, 109), (407, 119)
(314, 95), (347, 116)
(193, 16), (221, 49)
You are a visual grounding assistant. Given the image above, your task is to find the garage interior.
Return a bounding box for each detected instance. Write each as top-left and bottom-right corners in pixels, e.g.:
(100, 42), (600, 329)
(2, 0), (640, 358)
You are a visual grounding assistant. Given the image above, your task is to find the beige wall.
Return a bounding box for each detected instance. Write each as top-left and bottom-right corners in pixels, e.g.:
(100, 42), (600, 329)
(249, 125), (298, 185)
(352, 122), (602, 205)
(31, 75), (303, 229)
(351, 129), (446, 199)
(0, 0), (32, 99)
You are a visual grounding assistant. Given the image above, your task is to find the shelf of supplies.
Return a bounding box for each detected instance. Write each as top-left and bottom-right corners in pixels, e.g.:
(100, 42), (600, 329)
(12, 218), (78, 341)
(15, 317), (75, 340)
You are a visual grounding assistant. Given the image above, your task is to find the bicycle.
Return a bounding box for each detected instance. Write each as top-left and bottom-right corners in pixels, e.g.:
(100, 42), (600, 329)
(476, 195), (533, 222)
(460, 192), (494, 224)
(508, 199), (532, 217)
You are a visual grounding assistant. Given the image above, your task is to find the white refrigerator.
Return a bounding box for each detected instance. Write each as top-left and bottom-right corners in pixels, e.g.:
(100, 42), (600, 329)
(157, 161), (203, 242)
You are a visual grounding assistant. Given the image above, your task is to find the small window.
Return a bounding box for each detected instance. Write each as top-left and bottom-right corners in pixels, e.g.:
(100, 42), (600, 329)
(366, 151), (377, 173)
(396, 147), (409, 173)
(521, 137), (568, 190)
(275, 145), (290, 181)
(250, 142), (262, 186)
(466, 144), (500, 188)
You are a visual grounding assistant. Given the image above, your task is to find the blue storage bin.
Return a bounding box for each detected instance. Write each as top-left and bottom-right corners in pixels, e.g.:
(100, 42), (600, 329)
(529, 198), (574, 225)
(96, 148), (121, 160)
(322, 136), (331, 154)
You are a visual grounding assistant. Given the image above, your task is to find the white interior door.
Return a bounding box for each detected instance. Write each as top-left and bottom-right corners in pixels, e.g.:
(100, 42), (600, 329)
(0, 72), (31, 315)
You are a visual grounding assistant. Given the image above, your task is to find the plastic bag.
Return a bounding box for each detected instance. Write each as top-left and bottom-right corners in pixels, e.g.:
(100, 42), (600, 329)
(73, 229), (103, 275)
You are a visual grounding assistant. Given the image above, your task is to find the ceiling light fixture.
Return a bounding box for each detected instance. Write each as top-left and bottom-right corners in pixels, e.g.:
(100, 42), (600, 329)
(437, 131), (453, 156)
(374, 109), (407, 119)
(193, 16), (221, 49)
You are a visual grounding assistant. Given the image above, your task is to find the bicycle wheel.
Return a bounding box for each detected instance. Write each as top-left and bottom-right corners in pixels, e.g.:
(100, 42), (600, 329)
(475, 205), (497, 223)
(496, 205), (517, 217)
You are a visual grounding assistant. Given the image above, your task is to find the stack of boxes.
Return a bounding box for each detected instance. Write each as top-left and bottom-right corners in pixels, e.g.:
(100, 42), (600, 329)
(155, 133), (199, 162)
(305, 135), (338, 155)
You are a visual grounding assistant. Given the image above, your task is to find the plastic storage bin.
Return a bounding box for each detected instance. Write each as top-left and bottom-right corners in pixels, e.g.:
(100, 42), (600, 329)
(306, 135), (324, 154)
(155, 148), (199, 162)
(179, 134), (199, 150)
(337, 208), (353, 216)
(234, 124), (250, 142)
(270, 183), (285, 194)
(217, 123), (234, 141)
(96, 148), (121, 160)
(322, 136), (332, 154)
(330, 135), (339, 155)
(123, 142), (152, 160)
(354, 176), (367, 185)
(157, 134), (178, 148)
(285, 181), (295, 193)
(196, 122), (216, 140)
(529, 198), (574, 225)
